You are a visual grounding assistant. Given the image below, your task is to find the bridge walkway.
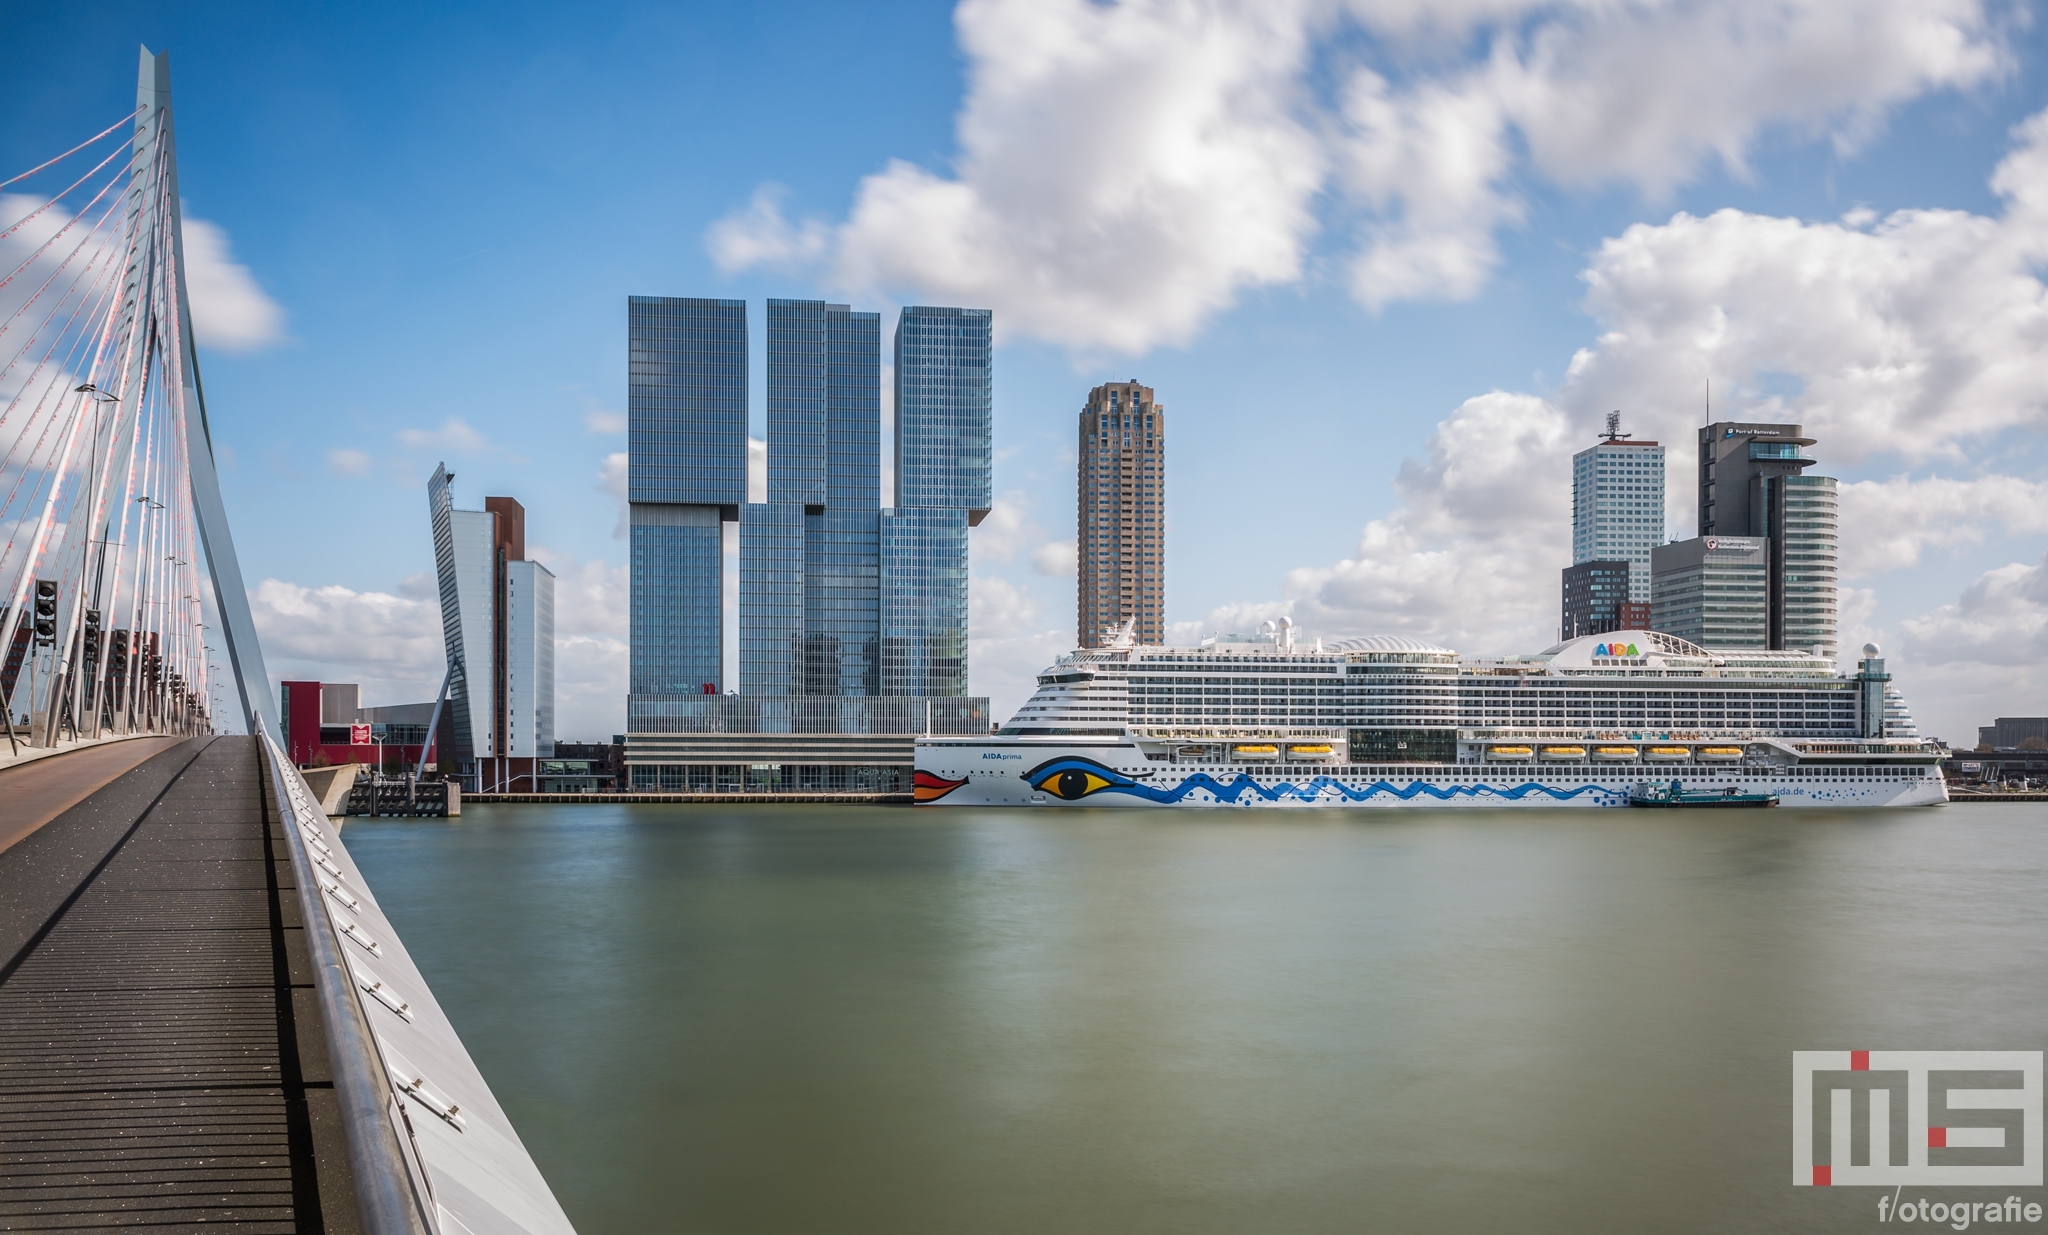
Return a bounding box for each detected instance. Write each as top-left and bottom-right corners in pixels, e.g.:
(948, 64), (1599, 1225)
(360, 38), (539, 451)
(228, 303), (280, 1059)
(0, 735), (360, 1232)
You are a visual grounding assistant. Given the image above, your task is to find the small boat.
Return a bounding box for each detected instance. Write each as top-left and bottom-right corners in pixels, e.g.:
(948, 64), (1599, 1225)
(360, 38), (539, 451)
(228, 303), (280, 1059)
(1285, 743), (1336, 760)
(1628, 780), (1778, 808)
(1591, 746), (1640, 761)
(1485, 745), (1535, 761)
(1538, 745), (1587, 761)
(1695, 746), (1745, 763)
(1176, 745), (1213, 759)
(1231, 744), (1280, 761)
(1643, 746), (1693, 762)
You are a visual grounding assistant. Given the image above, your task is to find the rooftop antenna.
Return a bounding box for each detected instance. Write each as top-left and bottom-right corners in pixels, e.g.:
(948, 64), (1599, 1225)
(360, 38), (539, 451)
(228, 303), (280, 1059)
(1601, 410), (1629, 442)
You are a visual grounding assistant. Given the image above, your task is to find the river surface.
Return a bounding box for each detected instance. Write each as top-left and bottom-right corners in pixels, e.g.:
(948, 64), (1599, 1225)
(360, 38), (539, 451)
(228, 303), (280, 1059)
(341, 802), (2048, 1235)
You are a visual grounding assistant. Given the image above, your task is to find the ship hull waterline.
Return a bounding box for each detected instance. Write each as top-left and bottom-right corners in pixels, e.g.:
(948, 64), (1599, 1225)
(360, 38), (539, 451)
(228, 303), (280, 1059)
(912, 741), (1949, 809)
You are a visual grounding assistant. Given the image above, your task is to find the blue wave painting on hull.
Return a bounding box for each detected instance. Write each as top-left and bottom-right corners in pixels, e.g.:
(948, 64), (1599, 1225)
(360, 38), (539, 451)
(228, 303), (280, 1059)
(1020, 756), (1623, 805)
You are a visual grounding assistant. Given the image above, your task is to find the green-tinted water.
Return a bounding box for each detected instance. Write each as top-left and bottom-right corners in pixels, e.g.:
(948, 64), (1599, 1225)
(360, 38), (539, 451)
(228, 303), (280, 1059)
(341, 803), (2048, 1234)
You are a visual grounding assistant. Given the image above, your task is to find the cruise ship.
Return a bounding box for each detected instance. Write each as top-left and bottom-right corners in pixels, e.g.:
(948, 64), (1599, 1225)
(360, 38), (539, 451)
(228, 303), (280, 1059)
(912, 621), (1947, 808)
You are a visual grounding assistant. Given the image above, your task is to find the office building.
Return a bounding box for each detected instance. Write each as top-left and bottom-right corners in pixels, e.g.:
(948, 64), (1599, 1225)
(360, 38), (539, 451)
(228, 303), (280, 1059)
(1652, 420), (1838, 657)
(742, 300), (882, 698)
(1569, 415), (1665, 600)
(1650, 535), (1768, 649)
(428, 466), (556, 791)
(1978, 717), (2048, 750)
(1077, 380), (1166, 646)
(1560, 561), (1632, 639)
(627, 296), (746, 699)
(625, 300), (991, 791)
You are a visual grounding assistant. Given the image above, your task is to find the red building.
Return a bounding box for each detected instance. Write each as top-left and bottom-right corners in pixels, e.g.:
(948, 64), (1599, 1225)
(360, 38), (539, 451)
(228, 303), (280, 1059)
(281, 681), (443, 770)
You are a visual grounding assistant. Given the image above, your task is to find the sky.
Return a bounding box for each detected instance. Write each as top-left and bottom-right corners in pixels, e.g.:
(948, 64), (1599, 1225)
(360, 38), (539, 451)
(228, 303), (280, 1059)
(8, 0), (2048, 747)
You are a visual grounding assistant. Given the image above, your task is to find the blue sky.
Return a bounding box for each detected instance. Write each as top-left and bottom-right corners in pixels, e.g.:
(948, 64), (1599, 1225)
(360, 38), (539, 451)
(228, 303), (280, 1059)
(10, 0), (2048, 744)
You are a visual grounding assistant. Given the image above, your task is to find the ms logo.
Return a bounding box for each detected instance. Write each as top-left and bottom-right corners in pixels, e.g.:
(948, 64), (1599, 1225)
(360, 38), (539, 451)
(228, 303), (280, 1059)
(1793, 1052), (2042, 1186)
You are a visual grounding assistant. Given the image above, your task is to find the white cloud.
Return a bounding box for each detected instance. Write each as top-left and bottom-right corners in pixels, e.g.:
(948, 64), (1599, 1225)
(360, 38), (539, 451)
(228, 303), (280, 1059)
(969, 489), (1046, 563)
(1282, 391), (1574, 654)
(1031, 540), (1076, 578)
(583, 408), (626, 434)
(708, 0), (2004, 350)
(397, 417), (490, 454)
(748, 436), (766, 504)
(181, 215), (288, 352)
(254, 554), (632, 741)
(705, 184), (832, 272)
(251, 578), (442, 704)
(598, 450), (628, 538)
(1838, 474), (2048, 577)
(1902, 550), (2048, 668)
(969, 573), (1041, 640)
(326, 447), (371, 477)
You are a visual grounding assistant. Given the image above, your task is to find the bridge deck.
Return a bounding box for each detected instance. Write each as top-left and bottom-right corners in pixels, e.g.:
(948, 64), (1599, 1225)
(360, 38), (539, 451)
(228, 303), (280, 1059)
(0, 736), (359, 1232)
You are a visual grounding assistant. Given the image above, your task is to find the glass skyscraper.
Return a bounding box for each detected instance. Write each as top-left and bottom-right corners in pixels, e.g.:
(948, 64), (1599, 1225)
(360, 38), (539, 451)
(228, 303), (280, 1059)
(628, 298), (990, 785)
(628, 296), (746, 698)
(883, 306), (991, 697)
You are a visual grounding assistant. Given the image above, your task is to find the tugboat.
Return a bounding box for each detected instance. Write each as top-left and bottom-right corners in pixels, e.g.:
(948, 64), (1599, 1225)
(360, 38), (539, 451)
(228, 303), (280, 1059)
(1628, 779), (1779, 808)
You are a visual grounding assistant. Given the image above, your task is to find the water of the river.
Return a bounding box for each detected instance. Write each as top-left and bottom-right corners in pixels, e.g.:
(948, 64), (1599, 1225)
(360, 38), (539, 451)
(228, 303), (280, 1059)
(341, 803), (2048, 1235)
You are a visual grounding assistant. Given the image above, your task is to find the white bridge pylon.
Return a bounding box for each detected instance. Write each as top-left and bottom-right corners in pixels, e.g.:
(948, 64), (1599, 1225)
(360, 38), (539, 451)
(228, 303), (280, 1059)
(0, 47), (275, 749)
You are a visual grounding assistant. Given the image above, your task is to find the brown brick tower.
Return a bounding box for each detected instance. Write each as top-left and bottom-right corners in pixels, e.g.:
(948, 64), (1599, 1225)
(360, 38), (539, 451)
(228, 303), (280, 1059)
(1077, 380), (1165, 647)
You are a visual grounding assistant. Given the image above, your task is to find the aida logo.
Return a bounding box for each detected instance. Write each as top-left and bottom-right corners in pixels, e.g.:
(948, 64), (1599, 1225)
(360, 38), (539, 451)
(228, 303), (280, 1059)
(1594, 643), (1641, 657)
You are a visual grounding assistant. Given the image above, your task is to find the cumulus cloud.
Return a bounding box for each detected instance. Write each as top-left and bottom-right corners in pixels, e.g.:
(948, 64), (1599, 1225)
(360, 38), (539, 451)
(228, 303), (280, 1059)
(254, 553), (632, 741)
(708, 0), (2004, 351)
(1838, 475), (2048, 576)
(1278, 391), (1573, 653)
(1902, 550), (2048, 668)
(583, 408), (626, 434)
(1031, 540), (1076, 578)
(598, 450), (628, 538)
(181, 215), (288, 352)
(969, 573), (1040, 641)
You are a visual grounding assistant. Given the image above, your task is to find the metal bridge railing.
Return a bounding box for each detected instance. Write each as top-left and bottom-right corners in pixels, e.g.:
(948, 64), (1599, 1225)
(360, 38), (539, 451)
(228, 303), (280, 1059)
(258, 723), (578, 1235)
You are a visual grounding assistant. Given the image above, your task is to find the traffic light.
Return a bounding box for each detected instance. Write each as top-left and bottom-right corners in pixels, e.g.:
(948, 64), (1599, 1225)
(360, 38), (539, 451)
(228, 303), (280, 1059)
(107, 629), (129, 676)
(82, 609), (101, 663)
(32, 579), (56, 646)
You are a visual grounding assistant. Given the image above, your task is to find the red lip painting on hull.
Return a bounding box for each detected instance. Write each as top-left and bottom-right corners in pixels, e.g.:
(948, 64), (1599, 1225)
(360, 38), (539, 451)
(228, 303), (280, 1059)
(913, 770), (968, 803)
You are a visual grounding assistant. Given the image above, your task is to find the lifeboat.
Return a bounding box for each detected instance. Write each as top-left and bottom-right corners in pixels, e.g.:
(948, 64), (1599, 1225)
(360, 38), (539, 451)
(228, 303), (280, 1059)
(1285, 743), (1336, 760)
(1485, 745), (1535, 761)
(1176, 746), (1213, 759)
(1538, 745), (1588, 761)
(1643, 746), (1692, 762)
(1695, 746), (1745, 763)
(1231, 744), (1280, 761)
(1591, 746), (1640, 761)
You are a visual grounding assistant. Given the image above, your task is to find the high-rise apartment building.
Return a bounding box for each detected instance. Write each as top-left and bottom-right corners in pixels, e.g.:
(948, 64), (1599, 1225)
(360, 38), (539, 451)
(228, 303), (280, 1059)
(1077, 380), (1165, 646)
(1653, 420), (1838, 658)
(428, 466), (555, 790)
(627, 296), (746, 700)
(1569, 416), (1665, 600)
(625, 299), (990, 791)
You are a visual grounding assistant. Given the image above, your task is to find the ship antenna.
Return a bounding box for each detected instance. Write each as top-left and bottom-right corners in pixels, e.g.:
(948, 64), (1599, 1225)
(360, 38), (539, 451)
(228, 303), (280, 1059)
(1602, 410), (1629, 442)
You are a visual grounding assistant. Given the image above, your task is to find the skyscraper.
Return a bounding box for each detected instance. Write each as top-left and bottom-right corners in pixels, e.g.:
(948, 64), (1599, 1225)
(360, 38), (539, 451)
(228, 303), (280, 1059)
(741, 300), (882, 697)
(428, 466), (555, 790)
(882, 305), (991, 696)
(628, 296), (746, 702)
(1569, 414), (1665, 600)
(625, 300), (990, 792)
(1655, 420), (1838, 658)
(1077, 380), (1165, 647)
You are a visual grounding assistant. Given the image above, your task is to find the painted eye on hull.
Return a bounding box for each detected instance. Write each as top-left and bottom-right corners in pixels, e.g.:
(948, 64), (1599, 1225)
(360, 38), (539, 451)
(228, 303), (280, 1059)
(1032, 768), (1115, 799)
(1022, 758), (1132, 800)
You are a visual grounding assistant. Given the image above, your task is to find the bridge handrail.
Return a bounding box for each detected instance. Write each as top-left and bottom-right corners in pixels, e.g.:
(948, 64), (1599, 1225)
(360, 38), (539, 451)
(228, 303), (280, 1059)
(262, 728), (438, 1234)
(258, 725), (579, 1235)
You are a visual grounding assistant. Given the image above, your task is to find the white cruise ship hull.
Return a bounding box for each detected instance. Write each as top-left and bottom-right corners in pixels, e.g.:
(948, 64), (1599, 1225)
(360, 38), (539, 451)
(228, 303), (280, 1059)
(913, 740), (1950, 809)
